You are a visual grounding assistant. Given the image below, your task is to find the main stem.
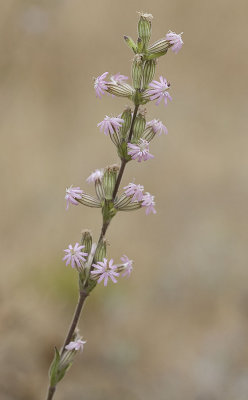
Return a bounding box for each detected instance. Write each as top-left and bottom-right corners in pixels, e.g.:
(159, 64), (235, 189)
(46, 103), (139, 400)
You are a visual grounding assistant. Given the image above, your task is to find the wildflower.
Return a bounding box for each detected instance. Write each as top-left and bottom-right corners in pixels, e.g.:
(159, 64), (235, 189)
(166, 31), (183, 54)
(147, 76), (172, 106)
(146, 119), (168, 135)
(141, 192), (156, 215)
(124, 182), (144, 202)
(63, 243), (88, 269)
(65, 339), (86, 352)
(86, 169), (104, 184)
(65, 186), (83, 210)
(120, 255), (133, 277)
(110, 73), (128, 84)
(97, 116), (124, 135)
(127, 139), (154, 162)
(91, 258), (119, 286)
(94, 72), (108, 98)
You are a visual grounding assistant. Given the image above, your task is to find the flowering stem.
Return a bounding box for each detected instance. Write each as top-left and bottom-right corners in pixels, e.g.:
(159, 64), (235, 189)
(112, 104), (139, 200)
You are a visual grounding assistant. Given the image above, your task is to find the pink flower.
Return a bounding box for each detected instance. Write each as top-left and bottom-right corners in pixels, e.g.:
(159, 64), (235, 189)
(63, 243), (88, 269)
(91, 258), (119, 286)
(120, 255), (133, 278)
(147, 76), (172, 106)
(111, 73), (128, 84)
(141, 192), (156, 215)
(146, 119), (168, 135)
(128, 139), (154, 162)
(94, 72), (108, 98)
(166, 31), (183, 54)
(97, 116), (124, 135)
(86, 169), (104, 183)
(65, 185), (83, 210)
(65, 339), (86, 352)
(124, 182), (144, 202)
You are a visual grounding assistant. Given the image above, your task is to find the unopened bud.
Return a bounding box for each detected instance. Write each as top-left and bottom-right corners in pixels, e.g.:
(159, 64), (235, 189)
(143, 60), (156, 88)
(94, 238), (107, 263)
(107, 82), (134, 98)
(138, 12), (153, 49)
(132, 54), (143, 89)
(132, 112), (146, 141)
(102, 165), (119, 200)
(137, 37), (143, 53)
(123, 35), (137, 53)
(81, 230), (92, 256)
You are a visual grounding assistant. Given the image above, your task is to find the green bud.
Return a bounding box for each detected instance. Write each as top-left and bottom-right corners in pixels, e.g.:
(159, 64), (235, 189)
(94, 238), (107, 263)
(49, 347), (73, 387)
(132, 111), (146, 142)
(102, 165), (119, 200)
(138, 13), (153, 49)
(81, 230), (92, 256)
(119, 107), (132, 140)
(143, 60), (156, 88)
(137, 37), (143, 53)
(132, 54), (143, 89)
(123, 35), (137, 53)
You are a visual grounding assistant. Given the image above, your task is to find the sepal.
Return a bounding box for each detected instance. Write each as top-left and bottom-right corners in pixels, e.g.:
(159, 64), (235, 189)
(143, 60), (156, 88)
(138, 13), (153, 49)
(132, 54), (143, 89)
(132, 111), (146, 142)
(102, 165), (119, 200)
(78, 193), (101, 208)
(106, 82), (134, 98)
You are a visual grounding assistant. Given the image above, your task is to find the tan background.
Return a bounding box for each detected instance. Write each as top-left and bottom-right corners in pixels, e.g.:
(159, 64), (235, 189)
(1, 0), (248, 399)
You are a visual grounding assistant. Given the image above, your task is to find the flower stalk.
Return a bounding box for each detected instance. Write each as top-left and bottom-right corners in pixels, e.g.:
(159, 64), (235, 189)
(45, 12), (183, 400)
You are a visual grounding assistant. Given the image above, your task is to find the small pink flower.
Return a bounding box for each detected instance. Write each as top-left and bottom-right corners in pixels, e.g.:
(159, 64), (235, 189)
(147, 76), (172, 106)
(65, 339), (86, 352)
(97, 116), (124, 135)
(141, 192), (156, 215)
(86, 169), (104, 183)
(124, 182), (144, 202)
(65, 185), (83, 210)
(111, 73), (128, 84)
(63, 243), (88, 269)
(120, 255), (133, 278)
(94, 72), (108, 98)
(146, 119), (168, 135)
(128, 139), (154, 162)
(91, 258), (119, 286)
(166, 31), (183, 54)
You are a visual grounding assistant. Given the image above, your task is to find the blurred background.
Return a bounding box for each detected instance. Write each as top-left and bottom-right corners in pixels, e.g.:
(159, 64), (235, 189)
(1, 0), (248, 399)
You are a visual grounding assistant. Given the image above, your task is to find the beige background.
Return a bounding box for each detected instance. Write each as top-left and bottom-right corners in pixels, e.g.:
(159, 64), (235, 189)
(1, 0), (248, 399)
